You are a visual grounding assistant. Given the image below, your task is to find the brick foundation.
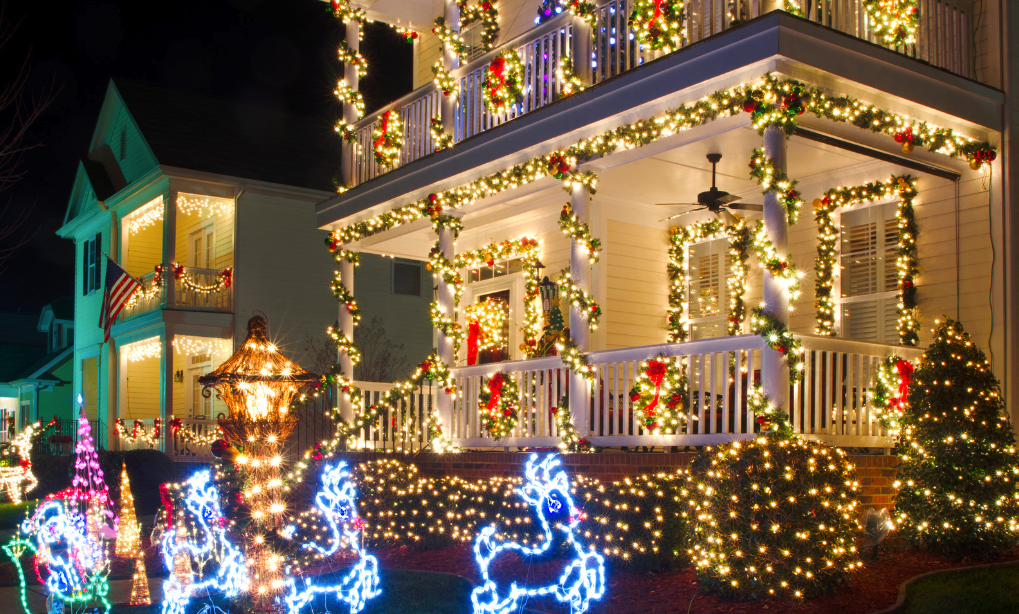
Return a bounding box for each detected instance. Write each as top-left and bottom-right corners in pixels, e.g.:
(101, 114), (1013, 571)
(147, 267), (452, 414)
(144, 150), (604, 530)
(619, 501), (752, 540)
(337, 450), (899, 509)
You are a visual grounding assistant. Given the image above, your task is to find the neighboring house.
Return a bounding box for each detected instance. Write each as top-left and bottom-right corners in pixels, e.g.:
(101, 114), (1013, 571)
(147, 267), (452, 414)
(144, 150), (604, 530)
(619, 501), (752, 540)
(316, 1), (1015, 450)
(57, 78), (429, 453)
(0, 300), (75, 440)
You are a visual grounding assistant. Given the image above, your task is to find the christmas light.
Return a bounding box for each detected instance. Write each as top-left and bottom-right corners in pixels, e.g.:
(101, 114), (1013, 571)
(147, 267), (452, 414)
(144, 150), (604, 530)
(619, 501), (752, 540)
(172, 336), (229, 357)
(371, 110), (403, 167)
(868, 355), (913, 433)
(127, 197), (164, 236)
(471, 454), (605, 614)
(557, 271), (600, 331)
(0, 420), (53, 503)
(176, 194), (234, 218)
(628, 0), (685, 51)
(71, 398), (117, 543)
(124, 337), (162, 362)
(749, 307), (805, 382)
(749, 148), (804, 224)
(459, 0), (500, 50)
(628, 356), (691, 434)
(482, 51), (524, 116)
(464, 298), (508, 363)
(115, 463), (142, 558)
(478, 372), (520, 439)
(863, 0), (917, 48)
(556, 56), (585, 97)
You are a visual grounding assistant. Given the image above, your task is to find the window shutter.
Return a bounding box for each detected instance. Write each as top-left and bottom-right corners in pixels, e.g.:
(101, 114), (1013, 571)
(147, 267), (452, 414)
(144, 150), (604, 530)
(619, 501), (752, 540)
(82, 241), (89, 295)
(92, 233), (102, 291)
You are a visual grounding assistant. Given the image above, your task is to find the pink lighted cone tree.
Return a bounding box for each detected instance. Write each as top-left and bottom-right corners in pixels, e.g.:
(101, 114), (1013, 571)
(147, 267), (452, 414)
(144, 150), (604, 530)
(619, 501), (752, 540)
(72, 395), (118, 542)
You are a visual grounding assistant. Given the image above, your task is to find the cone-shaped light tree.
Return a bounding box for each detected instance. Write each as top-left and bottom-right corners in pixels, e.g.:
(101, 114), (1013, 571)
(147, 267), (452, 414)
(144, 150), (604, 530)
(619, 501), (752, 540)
(115, 462), (151, 605)
(71, 400), (117, 544)
(893, 318), (1019, 557)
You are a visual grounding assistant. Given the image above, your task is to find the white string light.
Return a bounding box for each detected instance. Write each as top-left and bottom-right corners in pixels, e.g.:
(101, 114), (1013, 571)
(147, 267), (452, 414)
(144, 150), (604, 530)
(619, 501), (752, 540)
(124, 337), (162, 362)
(127, 197), (164, 236)
(176, 194), (234, 218)
(172, 336), (229, 357)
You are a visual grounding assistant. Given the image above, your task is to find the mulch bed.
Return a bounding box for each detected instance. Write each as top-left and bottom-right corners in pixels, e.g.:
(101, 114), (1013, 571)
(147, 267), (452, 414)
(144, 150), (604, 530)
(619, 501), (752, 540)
(372, 544), (1019, 614)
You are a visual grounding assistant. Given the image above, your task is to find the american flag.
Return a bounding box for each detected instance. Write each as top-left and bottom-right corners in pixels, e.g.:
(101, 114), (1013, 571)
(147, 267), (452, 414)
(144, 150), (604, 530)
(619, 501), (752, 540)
(99, 258), (143, 342)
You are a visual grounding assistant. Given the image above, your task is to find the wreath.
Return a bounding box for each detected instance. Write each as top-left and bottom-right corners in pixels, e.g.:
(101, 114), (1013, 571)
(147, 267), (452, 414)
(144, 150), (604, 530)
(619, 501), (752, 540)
(482, 51), (524, 115)
(862, 0), (917, 48)
(372, 110), (403, 166)
(869, 356), (913, 432)
(478, 372), (520, 439)
(627, 356), (688, 434)
(628, 0), (684, 51)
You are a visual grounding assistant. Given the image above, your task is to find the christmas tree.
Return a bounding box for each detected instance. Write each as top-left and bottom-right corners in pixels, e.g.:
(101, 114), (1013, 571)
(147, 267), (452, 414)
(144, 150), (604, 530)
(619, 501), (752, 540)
(115, 463), (141, 558)
(71, 399), (116, 543)
(893, 318), (1019, 557)
(547, 304), (565, 330)
(129, 557), (151, 606)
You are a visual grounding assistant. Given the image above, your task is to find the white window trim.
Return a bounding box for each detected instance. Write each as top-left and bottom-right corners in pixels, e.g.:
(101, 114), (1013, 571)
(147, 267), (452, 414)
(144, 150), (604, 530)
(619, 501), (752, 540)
(686, 235), (729, 339)
(835, 196), (899, 340)
(461, 271), (524, 364)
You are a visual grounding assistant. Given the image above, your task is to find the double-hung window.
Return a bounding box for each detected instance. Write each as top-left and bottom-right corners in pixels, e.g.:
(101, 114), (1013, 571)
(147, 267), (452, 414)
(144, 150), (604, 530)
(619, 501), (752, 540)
(687, 238), (729, 340)
(839, 202), (899, 343)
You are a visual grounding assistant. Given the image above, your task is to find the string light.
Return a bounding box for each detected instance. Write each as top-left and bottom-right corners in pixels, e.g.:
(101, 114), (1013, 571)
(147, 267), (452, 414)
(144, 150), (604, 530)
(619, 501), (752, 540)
(868, 355), (914, 434)
(749, 148), (804, 224)
(115, 463), (151, 606)
(556, 56), (585, 97)
(557, 270), (600, 332)
(628, 356), (690, 434)
(464, 298), (509, 360)
(127, 197), (164, 236)
(863, 0), (917, 47)
(478, 372), (520, 440)
(172, 336), (229, 356)
(458, 0), (499, 50)
(124, 337), (162, 362)
(175, 194), (234, 218)
(0, 420), (55, 503)
(371, 110), (403, 167)
(471, 454), (606, 614)
(628, 0), (685, 52)
(482, 51), (525, 116)
(749, 307), (805, 382)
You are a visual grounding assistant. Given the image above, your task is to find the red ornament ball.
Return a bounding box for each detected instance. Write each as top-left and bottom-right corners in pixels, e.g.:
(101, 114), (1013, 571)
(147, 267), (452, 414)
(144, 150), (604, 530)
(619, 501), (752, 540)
(210, 439), (230, 458)
(742, 99), (757, 113)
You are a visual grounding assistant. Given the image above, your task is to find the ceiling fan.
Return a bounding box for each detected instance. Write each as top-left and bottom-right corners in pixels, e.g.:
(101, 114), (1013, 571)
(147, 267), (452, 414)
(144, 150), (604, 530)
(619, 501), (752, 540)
(656, 153), (763, 223)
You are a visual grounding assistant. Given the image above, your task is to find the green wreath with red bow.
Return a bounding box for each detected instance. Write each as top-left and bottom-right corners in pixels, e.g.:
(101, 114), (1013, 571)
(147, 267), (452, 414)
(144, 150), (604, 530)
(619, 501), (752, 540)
(628, 0), (684, 51)
(482, 50), (524, 116)
(478, 372), (520, 440)
(628, 355), (688, 434)
(372, 109), (403, 166)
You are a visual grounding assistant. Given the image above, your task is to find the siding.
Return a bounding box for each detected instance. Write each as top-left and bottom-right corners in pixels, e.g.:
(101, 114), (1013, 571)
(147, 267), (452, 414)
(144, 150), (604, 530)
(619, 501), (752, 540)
(355, 255), (433, 371)
(105, 106), (157, 185)
(175, 203), (235, 270)
(605, 220), (669, 349)
(125, 216), (163, 277)
(124, 354), (160, 419)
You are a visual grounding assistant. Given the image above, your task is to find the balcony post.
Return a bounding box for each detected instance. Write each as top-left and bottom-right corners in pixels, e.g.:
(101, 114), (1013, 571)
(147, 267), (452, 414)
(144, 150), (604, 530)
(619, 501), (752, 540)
(160, 325), (174, 454)
(568, 184), (592, 435)
(337, 255), (356, 424)
(761, 125), (790, 408)
(162, 190), (177, 308)
(340, 19), (361, 188)
(436, 223), (457, 438)
(570, 15), (593, 86)
(439, 0), (460, 138)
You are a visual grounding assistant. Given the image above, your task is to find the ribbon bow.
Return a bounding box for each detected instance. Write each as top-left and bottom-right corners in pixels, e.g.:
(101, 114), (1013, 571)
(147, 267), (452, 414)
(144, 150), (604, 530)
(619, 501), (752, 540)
(488, 56), (506, 101)
(467, 320), (483, 366)
(486, 373), (505, 411)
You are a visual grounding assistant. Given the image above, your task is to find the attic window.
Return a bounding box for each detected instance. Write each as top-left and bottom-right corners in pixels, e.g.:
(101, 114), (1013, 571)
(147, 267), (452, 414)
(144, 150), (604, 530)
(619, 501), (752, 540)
(120, 128), (126, 161)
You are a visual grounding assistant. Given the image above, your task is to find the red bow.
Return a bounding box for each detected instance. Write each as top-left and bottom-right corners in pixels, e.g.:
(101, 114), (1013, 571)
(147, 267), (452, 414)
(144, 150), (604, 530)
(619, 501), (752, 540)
(489, 57), (506, 101)
(486, 373), (505, 411)
(888, 360), (913, 413)
(643, 359), (667, 418)
(647, 0), (665, 32)
(467, 320), (482, 366)
(374, 111), (392, 148)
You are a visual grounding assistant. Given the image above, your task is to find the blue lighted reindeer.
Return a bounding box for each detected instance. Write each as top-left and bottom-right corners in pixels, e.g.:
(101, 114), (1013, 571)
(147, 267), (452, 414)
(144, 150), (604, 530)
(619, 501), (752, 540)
(282, 462), (380, 614)
(472, 453), (606, 614)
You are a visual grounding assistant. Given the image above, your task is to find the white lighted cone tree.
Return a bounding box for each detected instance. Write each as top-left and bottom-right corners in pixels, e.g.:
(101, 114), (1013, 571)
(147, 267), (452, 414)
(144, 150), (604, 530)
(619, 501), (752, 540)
(115, 463), (150, 605)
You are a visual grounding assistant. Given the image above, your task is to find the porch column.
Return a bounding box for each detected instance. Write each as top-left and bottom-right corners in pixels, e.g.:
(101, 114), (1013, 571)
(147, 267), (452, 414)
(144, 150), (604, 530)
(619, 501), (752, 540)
(340, 19), (361, 188)
(160, 325), (175, 453)
(337, 254), (356, 424)
(162, 191), (177, 308)
(570, 15), (593, 86)
(569, 185), (592, 435)
(436, 224), (458, 437)
(761, 125), (790, 408)
(439, 0), (460, 138)
(761, 0), (783, 12)
(106, 339), (118, 450)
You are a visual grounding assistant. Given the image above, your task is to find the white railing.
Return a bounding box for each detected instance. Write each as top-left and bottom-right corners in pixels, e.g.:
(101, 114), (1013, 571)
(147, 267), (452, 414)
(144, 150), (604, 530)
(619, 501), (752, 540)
(119, 271), (162, 322)
(346, 0), (973, 187)
(168, 419), (218, 462)
(352, 381), (436, 451)
(118, 418), (160, 452)
(173, 266), (233, 312)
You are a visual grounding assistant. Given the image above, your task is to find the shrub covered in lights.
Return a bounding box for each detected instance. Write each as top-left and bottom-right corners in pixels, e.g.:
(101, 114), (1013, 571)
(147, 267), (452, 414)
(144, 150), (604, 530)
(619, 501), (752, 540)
(893, 318), (1019, 558)
(686, 437), (862, 600)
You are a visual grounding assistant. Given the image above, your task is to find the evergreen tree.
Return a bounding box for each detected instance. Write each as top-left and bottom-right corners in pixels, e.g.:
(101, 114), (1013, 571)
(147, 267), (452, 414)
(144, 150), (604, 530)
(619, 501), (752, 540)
(894, 318), (1019, 558)
(547, 305), (565, 331)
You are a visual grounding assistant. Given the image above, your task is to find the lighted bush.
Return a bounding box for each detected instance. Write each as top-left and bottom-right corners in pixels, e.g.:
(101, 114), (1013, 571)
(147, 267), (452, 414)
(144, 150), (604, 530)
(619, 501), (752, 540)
(894, 318), (1019, 558)
(685, 437), (862, 600)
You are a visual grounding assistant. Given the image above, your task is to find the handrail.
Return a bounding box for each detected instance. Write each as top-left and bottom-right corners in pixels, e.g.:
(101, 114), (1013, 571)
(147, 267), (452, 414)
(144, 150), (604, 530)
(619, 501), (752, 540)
(588, 335), (765, 364)
(451, 354), (565, 378)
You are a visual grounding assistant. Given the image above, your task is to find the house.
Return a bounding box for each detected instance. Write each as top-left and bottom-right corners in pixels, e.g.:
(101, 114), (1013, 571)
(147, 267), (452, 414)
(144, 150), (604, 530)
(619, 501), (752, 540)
(0, 299), (75, 441)
(315, 0), (1012, 450)
(57, 79), (431, 455)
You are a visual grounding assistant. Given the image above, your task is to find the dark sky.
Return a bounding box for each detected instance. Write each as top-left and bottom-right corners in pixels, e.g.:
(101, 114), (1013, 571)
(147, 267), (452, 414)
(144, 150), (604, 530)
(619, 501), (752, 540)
(0, 0), (410, 314)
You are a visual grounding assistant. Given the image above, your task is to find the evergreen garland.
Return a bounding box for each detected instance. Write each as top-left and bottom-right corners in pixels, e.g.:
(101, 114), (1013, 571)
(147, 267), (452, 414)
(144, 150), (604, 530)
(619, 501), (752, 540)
(627, 0), (685, 51)
(627, 356), (689, 434)
(482, 50), (525, 115)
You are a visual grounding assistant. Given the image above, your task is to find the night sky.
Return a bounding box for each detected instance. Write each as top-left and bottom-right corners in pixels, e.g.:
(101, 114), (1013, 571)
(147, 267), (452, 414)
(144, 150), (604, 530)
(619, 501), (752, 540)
(1, 0), (410, 314)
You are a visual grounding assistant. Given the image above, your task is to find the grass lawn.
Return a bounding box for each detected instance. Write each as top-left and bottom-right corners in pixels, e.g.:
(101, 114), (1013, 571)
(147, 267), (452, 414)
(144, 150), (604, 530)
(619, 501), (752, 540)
(900, 563), (1019, 614)
(0, 501), (36, 530)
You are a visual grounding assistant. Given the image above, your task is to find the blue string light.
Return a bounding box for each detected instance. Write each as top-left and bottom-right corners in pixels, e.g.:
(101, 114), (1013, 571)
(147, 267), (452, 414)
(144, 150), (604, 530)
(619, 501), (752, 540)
(282, 462), (381, 614)
(160, 470), (248, 614)
(471, 453), (606, 614)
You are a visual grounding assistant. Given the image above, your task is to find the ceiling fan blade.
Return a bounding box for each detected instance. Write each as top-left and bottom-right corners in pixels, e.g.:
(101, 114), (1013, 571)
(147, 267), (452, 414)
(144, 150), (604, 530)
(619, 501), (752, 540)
(717, 209), (740, 225)
(726, 202), (763, 211)
(714, 193), (743, 206)
(659, 207), (708, 222)
(654, 203), (700, 207)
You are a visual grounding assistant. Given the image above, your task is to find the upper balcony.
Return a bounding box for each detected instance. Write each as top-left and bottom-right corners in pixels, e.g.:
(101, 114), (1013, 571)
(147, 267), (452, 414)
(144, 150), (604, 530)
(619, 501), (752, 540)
(342, 0), (977, 189)
(118, 193), (235, 322)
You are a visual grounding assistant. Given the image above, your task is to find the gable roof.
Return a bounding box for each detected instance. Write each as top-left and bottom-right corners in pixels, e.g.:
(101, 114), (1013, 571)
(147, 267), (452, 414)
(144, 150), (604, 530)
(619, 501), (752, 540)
(111, 78), (339, 192)
(13, 346), (73, 383)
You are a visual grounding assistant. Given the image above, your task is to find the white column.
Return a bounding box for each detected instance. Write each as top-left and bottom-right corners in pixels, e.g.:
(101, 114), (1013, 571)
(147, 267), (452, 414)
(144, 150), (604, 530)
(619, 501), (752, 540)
(106, 340), (118, 450)
(761, 125), (790, 408)
(436, 226), (457, 435)
(569, 185), (592, 435)
(162, 191), (177, 308)
(440, 0), (460, 134)
(340, 19), (361, 188)
(761, 0), (783, 12)
(161, 325), (174, 454)
(570, 15), (593, 86)
(337, 256), (356, 424)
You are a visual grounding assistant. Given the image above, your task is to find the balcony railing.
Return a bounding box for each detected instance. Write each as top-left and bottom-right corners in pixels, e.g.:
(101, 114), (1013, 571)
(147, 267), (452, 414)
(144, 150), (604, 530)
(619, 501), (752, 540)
(119, 271), (162, 322)
(118, 265), (233, 322)
(348, 0), (973, 187)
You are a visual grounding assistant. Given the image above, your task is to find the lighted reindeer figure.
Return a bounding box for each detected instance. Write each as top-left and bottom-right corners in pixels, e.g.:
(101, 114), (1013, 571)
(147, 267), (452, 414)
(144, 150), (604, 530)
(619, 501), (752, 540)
(472, 453), (606, 614)
(282, 462), (380, 614)
(160, 470), (248, 614)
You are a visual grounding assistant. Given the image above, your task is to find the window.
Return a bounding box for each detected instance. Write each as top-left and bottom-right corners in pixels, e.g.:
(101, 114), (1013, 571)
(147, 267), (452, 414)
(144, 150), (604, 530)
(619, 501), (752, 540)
(687, 238), (729, 340)
(392, 260), (422, 296)
(839, 202), (899, 343)
(461, 21), (488, 62)
(190, 226), (215, 269)
(19, 402), (30, 428)
(475, 290), (511, 364)
(188, 353), (212, 419)
(82, 233), (102, 295)
(467, 259), (522, 284)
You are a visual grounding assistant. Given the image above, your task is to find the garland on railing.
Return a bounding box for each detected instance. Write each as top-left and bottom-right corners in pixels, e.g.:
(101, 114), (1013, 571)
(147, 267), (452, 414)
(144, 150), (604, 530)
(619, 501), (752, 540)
(482, 50), (525, 115)
(458, 0), (499, 50)
(174, 265), (233, 294)
(667, 220), (750, 342)
(337, 40), (367, 79)
(431, 62), (460, 99)
(749, 307), (804, 382)
(552, 396), (595, 452)
(372, 110), (403, 166)
(115, 418), (225, 446)
(556, 56), (586, 97)
(749, 148), (804, 224)
(628, 0), (685, 51)
(868, 355), (913, 432)
(814, 176), (919, 344)
(430, 117), (455, 150)
(748, 384), (793, 437)
(557, 271), (600, 332)
(862, 0), (918, 48)
(750, 221), (802, 303)
(478, 372), (519, 439)
(558, 202), (601, 263)
(627, 356), (689, 434)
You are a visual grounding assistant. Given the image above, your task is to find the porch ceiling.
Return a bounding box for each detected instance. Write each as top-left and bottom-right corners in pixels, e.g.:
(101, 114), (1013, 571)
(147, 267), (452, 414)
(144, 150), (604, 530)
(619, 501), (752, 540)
(351, 0), (438, 31)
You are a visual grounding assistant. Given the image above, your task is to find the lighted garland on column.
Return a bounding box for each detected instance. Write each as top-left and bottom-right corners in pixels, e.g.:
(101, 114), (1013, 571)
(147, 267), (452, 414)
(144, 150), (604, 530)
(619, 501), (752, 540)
(459, 0), (500, 50)
(748, 148), (804, 224)
(627, 356), (689, 434)
(749, 307), (804, 381)
(371, 110), (403, 167)
(558, 202), (602, 263)
(331, 272), (362, 323)
(483, 50), (525, 115)
(868, 355), (913, 433)
(433, 17), (467, 63)
(478, 372), (520, 439)
(749, 220), (802, 303)
(337, 40), (367, 79)
(557, 56), (585, 97)
(432, 62), (460, 99)
(430, 117), (455, 150)
(747, 383), (793, 436)
(552, 397), (594, 452)
(557, 270), (600, 332)
(862, 0), (918, 48)
(627, 0), (685, 51)
(814, 176), (919, 344)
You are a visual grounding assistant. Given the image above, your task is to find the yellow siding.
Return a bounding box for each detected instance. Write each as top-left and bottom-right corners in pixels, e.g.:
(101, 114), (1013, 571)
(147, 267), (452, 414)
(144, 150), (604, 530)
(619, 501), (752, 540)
(605, 220), (669, 349)
(125, 221), (162, 278)
(124, 355), (161, 419)
(175, 204), (235, 270)
(415, 31), (441, 90)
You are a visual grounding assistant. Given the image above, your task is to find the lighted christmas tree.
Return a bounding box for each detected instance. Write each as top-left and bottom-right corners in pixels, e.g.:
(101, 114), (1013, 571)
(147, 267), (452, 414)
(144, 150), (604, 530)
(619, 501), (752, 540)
(129, 557), (151, 606)
(115, 463), (141, 558)
(893, 318), (1019, 558)
(72, 397), (117, 542)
